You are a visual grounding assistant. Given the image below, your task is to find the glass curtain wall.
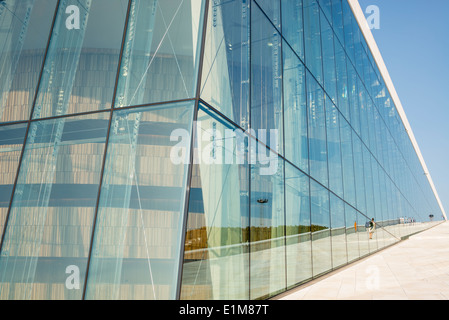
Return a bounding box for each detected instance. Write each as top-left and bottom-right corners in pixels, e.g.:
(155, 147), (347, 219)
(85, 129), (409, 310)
(0, 0), (445, 300)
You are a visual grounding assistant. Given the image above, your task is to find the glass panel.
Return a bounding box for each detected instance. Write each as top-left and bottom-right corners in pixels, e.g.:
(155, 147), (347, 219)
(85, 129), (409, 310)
(330, 193), (346, 268)
(334, 38), (349, 120)
(339, 113), (355, 206)
(116, 0), (205, 108)
(85, 102), (194, 300)
(345, 204), (359, 262)
(0, 123), (27, 235)
(310, 179), (331, 276)
(303, 0), (323, 85)
(371, 158), (385, 249)
(318, 0), (332, 23)
(358, 212), (370, 258)
(342, 0), (354, 64)
(0, 112), (109, 300)
(180, 105), (250, 300)
(0, 0), (57, 123)
(320, 10), (337, 104)
(251, 3), (283, 155)
(200, 0), (249, 129)
(331, 0), (344, 43)
(283, 41), (308, 173)
(281, 0), (304, 61)
(32, 0), (128, 119)
(363, 145), (377, 253)
(285, 162), (312, 287)
(325, 98), (343, 198)
(250, 147), (285, 299)
(255, 0), (281, 29)
(347, 63), (360, 134)
(307, 71), (328, 187)
(352, 133), (366, 214)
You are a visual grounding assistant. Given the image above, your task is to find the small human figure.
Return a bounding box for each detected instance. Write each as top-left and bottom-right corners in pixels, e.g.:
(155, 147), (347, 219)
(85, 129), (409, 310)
(369, 218), (375, 239)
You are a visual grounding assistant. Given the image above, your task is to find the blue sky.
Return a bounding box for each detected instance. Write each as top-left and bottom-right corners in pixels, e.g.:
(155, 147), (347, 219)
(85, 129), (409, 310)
(358, 0), (449, 217)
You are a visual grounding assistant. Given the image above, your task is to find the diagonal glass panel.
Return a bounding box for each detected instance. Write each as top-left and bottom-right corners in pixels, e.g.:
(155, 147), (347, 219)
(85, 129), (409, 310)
(200, 0), (249, 129)
(320, 10), (337, 105)
(281, 0), (305, 62)
(303, 0), (323, 86)
(254, 0), (280, 29)
(0, 123), (27, 237)
(32, 0), (128, 119)
(0, 112), (109, 300)
(180, 104), (250, 300)
(115, 0), (205, 108)
(85, 102), (194, 300)
(0, 0), (57, 123)
(283, 40), (308, 174)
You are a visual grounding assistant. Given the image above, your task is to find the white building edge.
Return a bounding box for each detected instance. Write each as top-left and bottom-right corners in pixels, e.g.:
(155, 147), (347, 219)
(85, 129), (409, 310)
(348, 0), (447, 221)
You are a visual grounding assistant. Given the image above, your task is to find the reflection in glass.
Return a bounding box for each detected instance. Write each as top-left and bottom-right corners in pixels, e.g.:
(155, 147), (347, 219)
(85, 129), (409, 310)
(116, 0), (205, 108)
(33, 0), (128, 119)
(352, 134), (366, 214)
(320, 11), (337, 104)
(307, 71), (328, 187)
(345, 204), (359, 263)
(303, 0), (323, 85)
(85, 102), (194, 300)
(285, 162), (312, 287)
(325, 98), (343, 198)
(251, 3), (283, 155)
(180, 105), (250, 300)
(330, 193), (347, 268)
(200, 0), (249, 129)
(255, 0), (281, 29)
(283, 42), (308, 173)
(0, 0), (57, 123)
(0, 123), (27, 236)
(310, 179), (331, 276)
(250, 148), (285, 299)
(339, 114), (355, 207)
(281, 0), (304, 61)
(0, 112), (109, 300)
(334, 39), (349, 120)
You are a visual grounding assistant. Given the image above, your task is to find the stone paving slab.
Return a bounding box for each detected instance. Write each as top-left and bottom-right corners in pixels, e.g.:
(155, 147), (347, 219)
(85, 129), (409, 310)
(276, 222), (449, 300)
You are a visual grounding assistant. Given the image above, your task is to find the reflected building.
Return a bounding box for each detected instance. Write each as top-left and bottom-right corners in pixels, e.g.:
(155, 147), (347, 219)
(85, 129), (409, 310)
(0, 0), (446, 300)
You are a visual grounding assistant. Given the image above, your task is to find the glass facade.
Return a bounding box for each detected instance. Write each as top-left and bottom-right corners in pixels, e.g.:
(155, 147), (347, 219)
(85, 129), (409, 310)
(0, 0), (445, 300)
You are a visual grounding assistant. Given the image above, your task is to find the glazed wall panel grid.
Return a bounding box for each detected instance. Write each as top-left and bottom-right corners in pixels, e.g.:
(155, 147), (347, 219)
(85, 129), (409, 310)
(0, 0), (444, 300)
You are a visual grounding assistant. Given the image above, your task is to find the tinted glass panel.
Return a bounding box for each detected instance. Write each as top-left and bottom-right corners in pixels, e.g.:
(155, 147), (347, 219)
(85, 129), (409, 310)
(180, 105), (250, 300)
(85, 102), (194, 300)
(116, 0), (205, 108)
(0, 112), (109, 300)
(33, 0), (128, 118)
(0, 0), (57, 123)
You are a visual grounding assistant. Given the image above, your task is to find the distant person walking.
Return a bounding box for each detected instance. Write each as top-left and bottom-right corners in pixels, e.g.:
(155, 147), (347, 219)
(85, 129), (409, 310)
(369, 218), (375, 239)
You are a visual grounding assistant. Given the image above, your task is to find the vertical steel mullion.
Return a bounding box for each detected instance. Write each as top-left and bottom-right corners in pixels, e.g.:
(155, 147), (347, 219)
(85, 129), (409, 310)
(81, 0), (133, 300)
(175, 0), (210, 301)
(0, 0), (61, 256)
